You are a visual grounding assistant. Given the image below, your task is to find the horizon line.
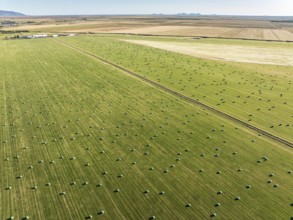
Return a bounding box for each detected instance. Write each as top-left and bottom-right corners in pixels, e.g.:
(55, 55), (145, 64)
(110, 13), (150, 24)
(4, 13), (293, 17)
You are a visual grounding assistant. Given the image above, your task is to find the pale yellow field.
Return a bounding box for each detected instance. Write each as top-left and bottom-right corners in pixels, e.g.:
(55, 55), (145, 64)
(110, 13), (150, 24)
(105, 25), (230, 36)
(124, 39), (293, 66)
(114, 26), (293, 41)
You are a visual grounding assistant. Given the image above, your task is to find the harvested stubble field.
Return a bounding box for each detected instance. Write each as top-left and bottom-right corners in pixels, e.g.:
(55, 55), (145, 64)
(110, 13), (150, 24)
(0, 35), (292, 220)
(123, 39), (293, 66)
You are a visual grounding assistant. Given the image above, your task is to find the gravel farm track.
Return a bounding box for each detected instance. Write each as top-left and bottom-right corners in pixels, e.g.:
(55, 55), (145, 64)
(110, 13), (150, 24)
(56, 39), (293, 149)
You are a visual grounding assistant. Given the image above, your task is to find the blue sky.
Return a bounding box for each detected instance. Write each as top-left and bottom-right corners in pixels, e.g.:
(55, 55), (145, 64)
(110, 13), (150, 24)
(0, 0), (292, 16)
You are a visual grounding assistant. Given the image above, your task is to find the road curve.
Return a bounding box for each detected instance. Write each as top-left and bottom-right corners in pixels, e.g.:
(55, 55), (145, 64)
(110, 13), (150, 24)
(56, 39), (293, 148)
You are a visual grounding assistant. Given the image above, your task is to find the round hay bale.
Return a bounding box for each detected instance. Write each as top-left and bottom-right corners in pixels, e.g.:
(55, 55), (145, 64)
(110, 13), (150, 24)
(98, 210), (105, 215)
(211, 213), (217, 217)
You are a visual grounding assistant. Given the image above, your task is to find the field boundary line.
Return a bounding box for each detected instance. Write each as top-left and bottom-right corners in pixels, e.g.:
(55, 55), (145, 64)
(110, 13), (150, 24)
(93, 33), (293, 43)
(55, 39), (293, 148)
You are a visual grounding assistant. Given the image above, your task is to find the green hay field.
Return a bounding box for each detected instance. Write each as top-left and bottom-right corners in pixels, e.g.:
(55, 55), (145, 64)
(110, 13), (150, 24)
(0, 36), (292, 220)
(63, 35), (293, 142)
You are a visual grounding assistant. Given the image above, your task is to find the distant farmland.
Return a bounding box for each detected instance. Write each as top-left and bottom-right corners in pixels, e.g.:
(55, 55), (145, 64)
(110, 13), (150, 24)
(4, 15), (293, 41)
(0, 34), (292, 220)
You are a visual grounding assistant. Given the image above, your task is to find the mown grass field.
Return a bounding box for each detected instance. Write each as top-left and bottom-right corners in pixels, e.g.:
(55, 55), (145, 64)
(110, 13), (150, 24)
(62, 34), (293, 143)
(0, 36), (292, 220)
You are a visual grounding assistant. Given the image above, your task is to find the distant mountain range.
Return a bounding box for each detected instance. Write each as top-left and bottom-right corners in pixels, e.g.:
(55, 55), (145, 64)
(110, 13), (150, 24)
(176, 13), (202, 16)
(0, 10), (25, 17)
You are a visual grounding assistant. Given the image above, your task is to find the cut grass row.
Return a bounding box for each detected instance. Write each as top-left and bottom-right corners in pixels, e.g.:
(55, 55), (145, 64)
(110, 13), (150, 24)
(0, 38), (292, 220)
(62, 34), (293, 142)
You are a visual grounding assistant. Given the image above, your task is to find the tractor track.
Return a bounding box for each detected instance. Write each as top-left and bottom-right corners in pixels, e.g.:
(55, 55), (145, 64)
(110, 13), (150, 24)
(56, 39), (293, 148)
